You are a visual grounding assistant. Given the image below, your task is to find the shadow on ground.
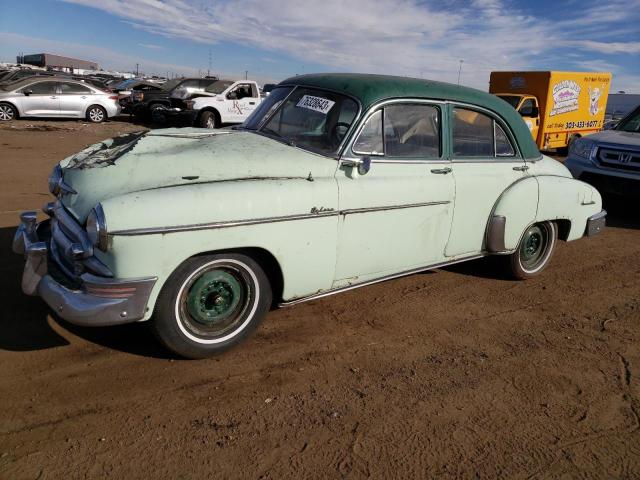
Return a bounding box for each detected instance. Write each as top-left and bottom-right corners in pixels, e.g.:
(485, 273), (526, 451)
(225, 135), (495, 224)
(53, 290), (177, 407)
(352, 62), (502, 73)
(0, 226), (169, 358)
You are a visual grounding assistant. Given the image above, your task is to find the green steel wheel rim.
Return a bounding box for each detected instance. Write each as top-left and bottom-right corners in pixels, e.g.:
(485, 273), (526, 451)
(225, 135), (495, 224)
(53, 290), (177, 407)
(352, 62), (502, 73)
(519, 224), (548, 270)
(179, 266), (251, 338)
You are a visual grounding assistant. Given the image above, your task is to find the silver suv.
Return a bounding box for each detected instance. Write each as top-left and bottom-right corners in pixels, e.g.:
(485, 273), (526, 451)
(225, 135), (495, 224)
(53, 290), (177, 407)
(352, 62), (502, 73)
(566, 105), (640, 197)
(0, 77), (121, 123)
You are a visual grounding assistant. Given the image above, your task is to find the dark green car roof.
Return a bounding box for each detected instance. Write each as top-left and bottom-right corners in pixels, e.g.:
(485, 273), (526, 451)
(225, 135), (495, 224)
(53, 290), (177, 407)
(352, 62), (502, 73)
(279, 73), (541, 160)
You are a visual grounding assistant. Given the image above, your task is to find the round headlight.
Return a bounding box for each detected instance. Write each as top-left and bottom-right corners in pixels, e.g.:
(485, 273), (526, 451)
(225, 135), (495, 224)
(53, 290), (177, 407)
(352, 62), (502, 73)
(48, 164), (63, 195)
(86, 204), (109, 251)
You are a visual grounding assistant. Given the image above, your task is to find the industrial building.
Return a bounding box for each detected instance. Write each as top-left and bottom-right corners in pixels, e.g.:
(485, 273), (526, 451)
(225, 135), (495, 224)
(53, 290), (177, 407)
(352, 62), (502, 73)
(17, 53), (98, 72)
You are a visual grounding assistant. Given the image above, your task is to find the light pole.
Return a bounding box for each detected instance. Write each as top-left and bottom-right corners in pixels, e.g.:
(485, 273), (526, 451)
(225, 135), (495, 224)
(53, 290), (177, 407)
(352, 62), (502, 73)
(457, 60), (464, 85)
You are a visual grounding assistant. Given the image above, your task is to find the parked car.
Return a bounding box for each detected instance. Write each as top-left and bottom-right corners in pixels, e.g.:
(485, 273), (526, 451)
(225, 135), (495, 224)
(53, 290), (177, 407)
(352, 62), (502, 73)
(261, 83), (276, 97)
(165, 79), (262, 128)
(128, 77), (219, 120)
(111, 79), (164, 113)
(0, 77), (120, 122)
(13, 73), (605, 358)
(0, 69), (57, 85)
(565, 104), (640, 197)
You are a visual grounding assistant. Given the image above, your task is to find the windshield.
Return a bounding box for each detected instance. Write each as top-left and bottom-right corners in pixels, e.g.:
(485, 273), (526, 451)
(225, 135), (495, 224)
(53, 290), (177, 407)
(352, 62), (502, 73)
(243, 86), (359, 155)
(206, 80), (234, 94)
(616, 106), (640, 133)
(161, 78), (183, 91)
(497, 95), (522, 109)
(114, 78), (137, 90)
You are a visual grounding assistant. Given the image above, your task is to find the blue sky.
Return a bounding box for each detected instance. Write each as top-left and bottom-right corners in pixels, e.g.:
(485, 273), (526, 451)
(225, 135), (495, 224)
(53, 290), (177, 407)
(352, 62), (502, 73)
(1, 0), (638, 91)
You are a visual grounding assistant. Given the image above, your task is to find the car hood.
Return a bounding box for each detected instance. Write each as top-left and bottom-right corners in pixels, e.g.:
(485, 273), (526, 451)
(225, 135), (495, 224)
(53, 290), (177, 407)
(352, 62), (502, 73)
(585, 130), (640, 148)
(59, 128), (333, 220)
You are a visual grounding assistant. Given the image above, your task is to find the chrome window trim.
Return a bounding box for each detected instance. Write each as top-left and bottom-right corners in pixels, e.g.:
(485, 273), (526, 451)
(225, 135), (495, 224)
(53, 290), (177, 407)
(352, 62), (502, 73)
(279, 253), (486, 307)
(344, 98), (446, 164)
(110, 201), (450, 236)
(449, 101), (524, 160)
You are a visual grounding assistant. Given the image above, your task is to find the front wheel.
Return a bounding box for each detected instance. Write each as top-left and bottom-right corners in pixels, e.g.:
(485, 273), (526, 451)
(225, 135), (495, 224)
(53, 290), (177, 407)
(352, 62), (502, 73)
(0, 103), (17, 121)
(508, 221), (557, 280)
(152, 253), (272, 358)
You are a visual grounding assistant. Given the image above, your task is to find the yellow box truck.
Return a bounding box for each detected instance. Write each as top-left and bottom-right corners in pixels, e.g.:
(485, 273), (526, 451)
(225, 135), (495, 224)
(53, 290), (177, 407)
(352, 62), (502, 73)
(489, 71), (612, 152)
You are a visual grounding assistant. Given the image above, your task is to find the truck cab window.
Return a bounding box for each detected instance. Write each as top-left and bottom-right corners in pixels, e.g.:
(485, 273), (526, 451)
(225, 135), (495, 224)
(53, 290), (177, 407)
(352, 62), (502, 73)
(518, 99), (535, 117)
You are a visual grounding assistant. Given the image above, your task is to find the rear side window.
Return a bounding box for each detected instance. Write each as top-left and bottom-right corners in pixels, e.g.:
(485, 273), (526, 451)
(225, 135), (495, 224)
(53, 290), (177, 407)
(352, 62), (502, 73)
(59, 82), (92, 94)
(452, 107), (515, 158)
(353, 104), (441, 159)
(24, 81), (58, 95)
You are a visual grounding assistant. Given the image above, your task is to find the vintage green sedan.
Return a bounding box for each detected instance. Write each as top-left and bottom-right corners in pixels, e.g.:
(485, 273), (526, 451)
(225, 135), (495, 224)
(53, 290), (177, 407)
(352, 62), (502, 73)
(14, 74), (606, 358)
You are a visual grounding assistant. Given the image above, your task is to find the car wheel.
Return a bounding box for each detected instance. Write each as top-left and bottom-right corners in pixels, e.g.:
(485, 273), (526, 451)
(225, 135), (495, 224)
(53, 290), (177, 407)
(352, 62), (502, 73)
(0, 103), (17, 121)
(508, 221), (557, 280)
(199, 111), (218, 129)
(152, 253), (272, 359)
(150, 104), (167, 123)
(86, 105), (107, 123)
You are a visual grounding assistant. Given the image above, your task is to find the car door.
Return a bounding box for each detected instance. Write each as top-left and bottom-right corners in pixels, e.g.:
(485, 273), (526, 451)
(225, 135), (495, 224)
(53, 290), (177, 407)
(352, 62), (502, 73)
(444, 105), (528, 257)
(225, 83), (259, 123)
(58, 81), (93, 117)
(334, 101), (455, 287)
(18, 81), (60, 116)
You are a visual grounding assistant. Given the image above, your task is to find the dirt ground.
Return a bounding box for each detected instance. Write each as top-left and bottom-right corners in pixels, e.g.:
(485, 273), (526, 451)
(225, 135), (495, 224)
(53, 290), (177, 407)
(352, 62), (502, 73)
(1, 119), (639, 479)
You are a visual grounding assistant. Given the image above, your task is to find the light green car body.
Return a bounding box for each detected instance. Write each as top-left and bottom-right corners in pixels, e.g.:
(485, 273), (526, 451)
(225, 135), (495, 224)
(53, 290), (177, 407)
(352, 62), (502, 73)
(15, 74), (605, 329)
(58, 128), (601, 322)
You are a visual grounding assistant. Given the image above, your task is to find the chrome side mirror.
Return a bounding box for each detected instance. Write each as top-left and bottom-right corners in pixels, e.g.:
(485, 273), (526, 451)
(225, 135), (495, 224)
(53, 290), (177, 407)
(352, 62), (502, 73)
(358, 156), (371, 175)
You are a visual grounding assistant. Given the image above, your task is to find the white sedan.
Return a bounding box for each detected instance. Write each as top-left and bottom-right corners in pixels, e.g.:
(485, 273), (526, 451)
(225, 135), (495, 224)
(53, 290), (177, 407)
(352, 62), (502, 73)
(0, 77), (121, 123)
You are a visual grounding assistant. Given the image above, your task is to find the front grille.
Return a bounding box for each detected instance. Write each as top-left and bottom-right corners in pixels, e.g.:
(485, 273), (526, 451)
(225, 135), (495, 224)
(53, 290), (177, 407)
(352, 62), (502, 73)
(597, 148), (640, 172)
(49, 201), (112, 279)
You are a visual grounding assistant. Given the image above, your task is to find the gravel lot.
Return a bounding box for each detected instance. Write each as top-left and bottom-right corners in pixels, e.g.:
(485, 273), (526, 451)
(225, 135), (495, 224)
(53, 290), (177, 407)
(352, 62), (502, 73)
(1, 119), (639, 479)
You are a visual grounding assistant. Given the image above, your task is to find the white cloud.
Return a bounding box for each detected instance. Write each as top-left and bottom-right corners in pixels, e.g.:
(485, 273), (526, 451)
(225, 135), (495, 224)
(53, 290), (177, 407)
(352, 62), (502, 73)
(6, 0), (640, 91)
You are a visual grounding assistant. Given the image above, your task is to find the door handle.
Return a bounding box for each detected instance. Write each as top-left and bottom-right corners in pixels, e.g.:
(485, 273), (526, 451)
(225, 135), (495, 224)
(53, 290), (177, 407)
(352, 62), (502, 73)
(249, 102), (255, 105)
(513, 165), (529, 171)
(430, 167), (452, 174)
(50, 96), (57, 99)
(81, 96), (87, 99)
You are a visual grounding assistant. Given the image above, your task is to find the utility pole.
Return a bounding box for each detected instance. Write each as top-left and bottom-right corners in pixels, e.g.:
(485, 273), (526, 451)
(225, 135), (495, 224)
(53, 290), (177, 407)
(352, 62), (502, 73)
(245, 70), (248, 80)
(208, 48), (212, 77)
(457, 59), (464, 85)
(135, 63), (139, 76)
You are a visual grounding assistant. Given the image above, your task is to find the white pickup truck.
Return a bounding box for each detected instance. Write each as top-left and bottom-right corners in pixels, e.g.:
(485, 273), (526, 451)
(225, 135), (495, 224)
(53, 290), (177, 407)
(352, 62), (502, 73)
(167, 79), (263, 128)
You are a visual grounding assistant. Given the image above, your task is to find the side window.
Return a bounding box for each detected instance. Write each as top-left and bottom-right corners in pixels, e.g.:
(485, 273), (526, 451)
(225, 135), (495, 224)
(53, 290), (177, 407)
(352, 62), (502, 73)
(352, 104), (441, 159)
(518, 98), (535, 116)
(24, 81), (58, 95)
(59, 82), (91, 94)
(233, 84), (253, 100)
(495, 123), (515, 157)
(452, 107), (517, 158)
(353, 110), (383, 155)
(452, 108), (494, 157)
(384, 104), (440, 158)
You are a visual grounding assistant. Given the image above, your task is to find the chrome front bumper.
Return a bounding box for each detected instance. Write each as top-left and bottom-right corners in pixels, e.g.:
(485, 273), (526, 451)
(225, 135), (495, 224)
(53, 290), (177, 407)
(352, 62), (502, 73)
(586, 210), (607, 237)
(13, 211), (156, 327)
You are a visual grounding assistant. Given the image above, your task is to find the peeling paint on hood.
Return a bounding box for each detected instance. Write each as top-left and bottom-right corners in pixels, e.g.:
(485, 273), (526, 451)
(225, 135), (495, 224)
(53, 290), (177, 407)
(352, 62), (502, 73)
(64, 131), (146, 169)
(58, 128), (335, 220)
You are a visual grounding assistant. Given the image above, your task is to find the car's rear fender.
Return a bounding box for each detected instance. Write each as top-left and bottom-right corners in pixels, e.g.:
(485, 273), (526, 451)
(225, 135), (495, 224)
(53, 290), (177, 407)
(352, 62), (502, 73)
(486, 175), (602, 252)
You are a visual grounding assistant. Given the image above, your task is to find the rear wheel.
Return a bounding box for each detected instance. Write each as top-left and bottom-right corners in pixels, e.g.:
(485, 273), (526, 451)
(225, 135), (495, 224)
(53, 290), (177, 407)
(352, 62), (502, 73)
(86, 105), (107, 123)
(508, 221), (557, 279)
(0, 103), (17, 121)
(152, 253), (272, 359)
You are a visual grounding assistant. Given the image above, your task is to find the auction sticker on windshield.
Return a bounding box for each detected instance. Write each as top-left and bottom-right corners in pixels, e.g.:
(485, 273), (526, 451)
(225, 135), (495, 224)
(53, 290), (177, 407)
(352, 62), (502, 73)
(296, 95), (335, 114)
